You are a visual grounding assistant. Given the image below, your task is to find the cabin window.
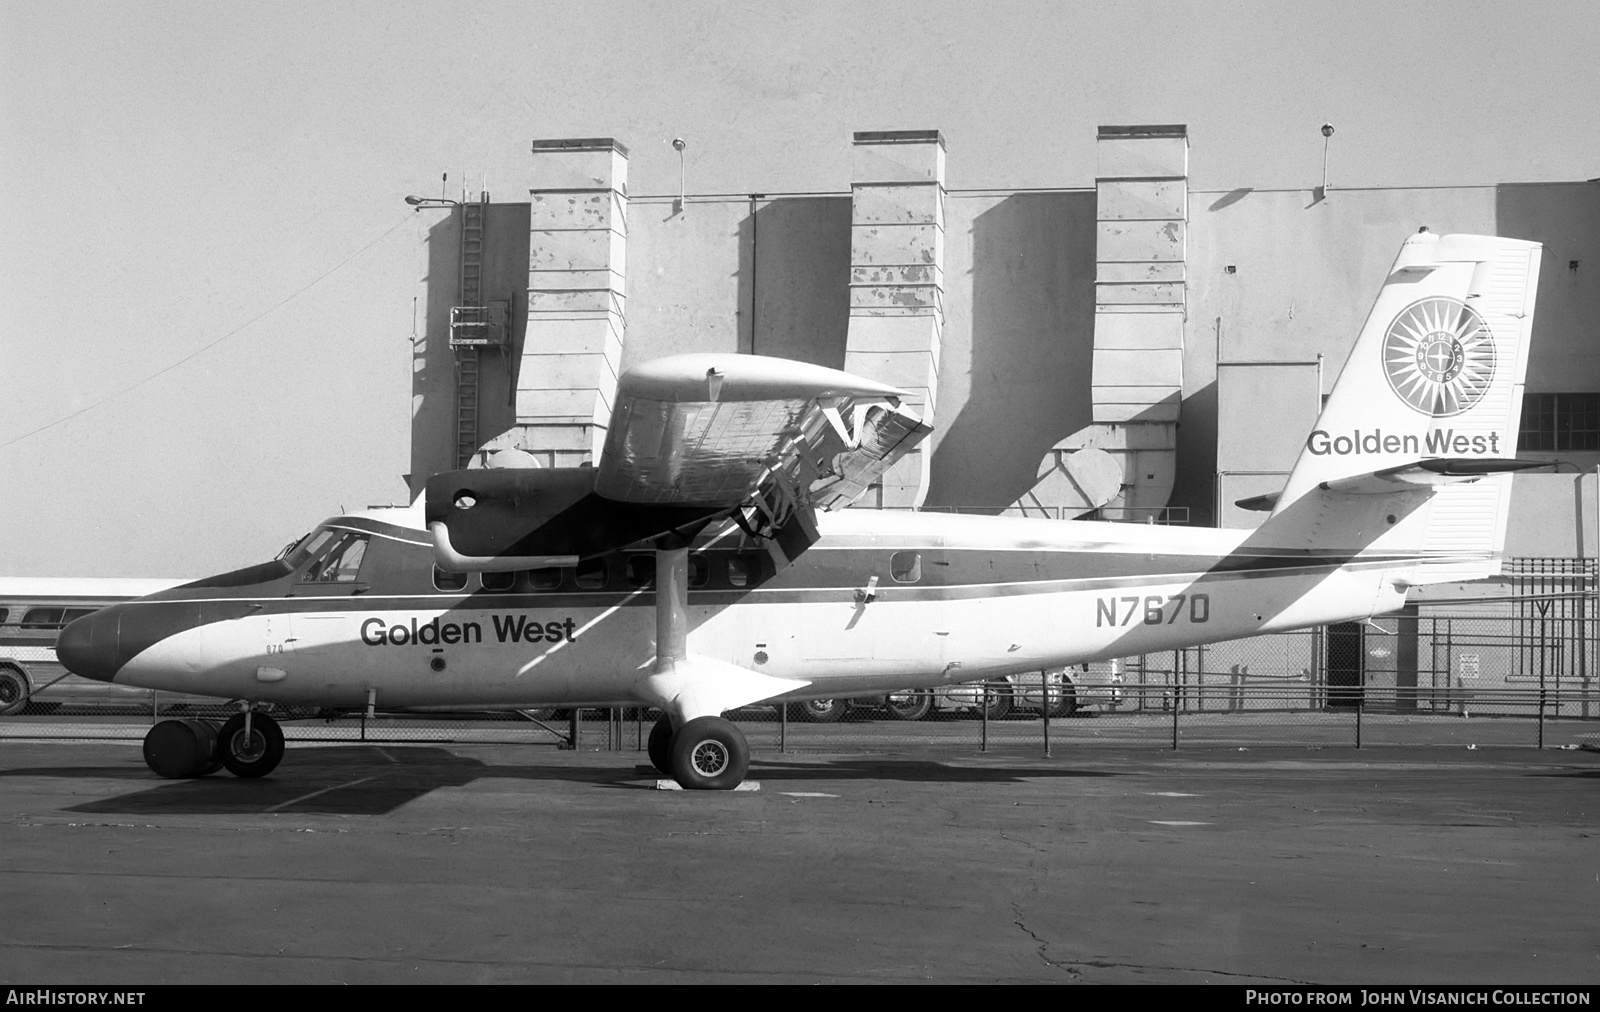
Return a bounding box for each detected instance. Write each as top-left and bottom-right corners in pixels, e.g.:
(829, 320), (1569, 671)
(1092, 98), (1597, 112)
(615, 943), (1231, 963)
(480, 571), (515, 593)
(21, 607), (64, 629)
(890, 551), (922, 583)
(0, 608), (9, 625)
(626, 555), (656, 589)
(689, 553), (710, 589)
(528, 567), (563, 591)
(303, 534), (369, 583)
(19, 607), (92, 629)
(727, 552), (765, 588)
(432, 566), (469, 593)
(574, 558), (609, 590)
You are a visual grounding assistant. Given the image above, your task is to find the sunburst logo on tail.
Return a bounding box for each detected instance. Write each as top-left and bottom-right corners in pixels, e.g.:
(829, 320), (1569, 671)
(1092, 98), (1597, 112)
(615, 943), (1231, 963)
(1382, 297), (1497, 417)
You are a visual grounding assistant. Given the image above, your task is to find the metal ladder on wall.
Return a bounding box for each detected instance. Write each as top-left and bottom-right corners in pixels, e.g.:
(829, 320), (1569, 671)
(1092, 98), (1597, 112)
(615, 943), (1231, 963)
(452, 194), (488, 469)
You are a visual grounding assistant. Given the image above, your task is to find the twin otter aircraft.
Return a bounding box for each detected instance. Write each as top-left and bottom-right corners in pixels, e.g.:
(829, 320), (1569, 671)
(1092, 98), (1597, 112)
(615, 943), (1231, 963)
(60, 231), (1545, 789)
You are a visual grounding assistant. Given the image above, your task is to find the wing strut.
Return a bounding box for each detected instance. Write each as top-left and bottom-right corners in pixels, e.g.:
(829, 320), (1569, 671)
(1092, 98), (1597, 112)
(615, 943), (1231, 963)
(655, 539), (691, 678)
(636, 536), (811, 724)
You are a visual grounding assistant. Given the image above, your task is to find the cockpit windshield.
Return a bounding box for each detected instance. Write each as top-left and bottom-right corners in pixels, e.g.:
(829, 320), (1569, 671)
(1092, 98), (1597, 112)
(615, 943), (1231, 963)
(283, 529), (337, 569)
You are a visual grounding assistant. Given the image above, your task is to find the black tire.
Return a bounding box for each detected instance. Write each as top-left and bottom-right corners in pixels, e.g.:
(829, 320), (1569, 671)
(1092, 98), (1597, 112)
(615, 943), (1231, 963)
(884, 689), (934, 721)
(0, 666), (30, 716)
(981, 683), (1013, 721)
(217, 712), (285, 778)
(647, 715), (674, 774)
(143, 719), (220, 779)
(1048, 678), (1079, 718)
(788, 698), (847, 723)
(668, 716), (750, 790)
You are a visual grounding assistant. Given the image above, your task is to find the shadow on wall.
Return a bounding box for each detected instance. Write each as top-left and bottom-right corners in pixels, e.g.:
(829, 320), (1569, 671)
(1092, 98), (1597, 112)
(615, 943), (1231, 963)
(1494, 182), (1600, 395)
(928, 191), (1096, 510)
(410, 212), (458, 502)
(408, 204), (530, 499)
(1168, 379), (1218, 527)
(737, 196), (852, 366)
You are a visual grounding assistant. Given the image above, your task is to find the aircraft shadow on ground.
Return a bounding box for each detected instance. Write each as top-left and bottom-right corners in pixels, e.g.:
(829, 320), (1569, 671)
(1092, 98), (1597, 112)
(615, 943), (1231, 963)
(24, 747), (609, 816)
(1531, 767), (1600, 779)
(5, 746), (1122, 816)
(745, 758), (1123, 784)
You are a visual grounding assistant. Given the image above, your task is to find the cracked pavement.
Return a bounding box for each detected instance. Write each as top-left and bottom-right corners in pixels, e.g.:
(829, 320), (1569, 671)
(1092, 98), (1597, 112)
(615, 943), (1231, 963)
(1, 741), (1595, 983)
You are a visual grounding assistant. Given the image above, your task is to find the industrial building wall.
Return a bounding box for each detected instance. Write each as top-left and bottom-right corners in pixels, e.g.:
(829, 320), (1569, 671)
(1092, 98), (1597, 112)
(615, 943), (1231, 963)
(411, 179), (1596, 544)
(1495, 182), (1600, 396)
(409, 202), (530, 497)
(621, 188), (1100, 512)
(412, 187), (1100, 512)
(1185, 181), (1599, 531)
(929, 189), (1096, 510)
(1180, 185), (1500, 526)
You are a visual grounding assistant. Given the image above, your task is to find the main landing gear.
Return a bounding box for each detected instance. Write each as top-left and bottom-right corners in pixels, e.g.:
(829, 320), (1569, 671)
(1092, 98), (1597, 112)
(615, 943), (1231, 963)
(141, 710), (285, 779)
(648, 713), (751, 790)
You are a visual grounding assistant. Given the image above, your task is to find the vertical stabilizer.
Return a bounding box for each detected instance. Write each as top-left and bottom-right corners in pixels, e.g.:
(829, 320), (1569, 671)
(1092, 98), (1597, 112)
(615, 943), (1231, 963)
(1265, 232), (1542, 582)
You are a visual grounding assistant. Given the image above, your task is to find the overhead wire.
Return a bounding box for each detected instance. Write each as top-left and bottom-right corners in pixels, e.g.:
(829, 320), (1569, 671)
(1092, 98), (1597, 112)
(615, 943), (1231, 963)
(0, 212), (417, 451)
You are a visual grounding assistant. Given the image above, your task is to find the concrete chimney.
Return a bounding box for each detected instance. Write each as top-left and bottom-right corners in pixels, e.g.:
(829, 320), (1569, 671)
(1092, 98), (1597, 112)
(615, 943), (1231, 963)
(483, 138), (629, 468)
(842, 130), (946, 508)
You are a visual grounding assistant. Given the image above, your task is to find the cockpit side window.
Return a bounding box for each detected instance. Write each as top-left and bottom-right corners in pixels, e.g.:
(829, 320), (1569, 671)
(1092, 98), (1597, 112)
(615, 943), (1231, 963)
(302, 533), (370, 583)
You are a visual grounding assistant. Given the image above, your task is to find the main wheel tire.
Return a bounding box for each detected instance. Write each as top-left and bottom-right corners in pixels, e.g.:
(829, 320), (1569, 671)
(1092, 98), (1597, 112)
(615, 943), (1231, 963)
(647, 715), (674, 774)
(143, 719), (220, 779)
(788, 698), (847, 723)
(884, 689), (934, 721)
(0, 666), (30, 716)
(981, 684), (1013, 721)
(217, 712), (285, 778)
(668, 716), (749, 790)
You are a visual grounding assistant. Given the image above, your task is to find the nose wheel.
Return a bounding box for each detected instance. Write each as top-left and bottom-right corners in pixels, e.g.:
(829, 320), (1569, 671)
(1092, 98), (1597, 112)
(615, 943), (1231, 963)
(668, 716), (749, 790)
(217, 711), (285, 778)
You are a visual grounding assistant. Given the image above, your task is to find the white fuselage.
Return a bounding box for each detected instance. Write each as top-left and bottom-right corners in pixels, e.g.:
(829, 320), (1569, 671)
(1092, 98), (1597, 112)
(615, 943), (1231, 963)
(104, 509), (1411, 709)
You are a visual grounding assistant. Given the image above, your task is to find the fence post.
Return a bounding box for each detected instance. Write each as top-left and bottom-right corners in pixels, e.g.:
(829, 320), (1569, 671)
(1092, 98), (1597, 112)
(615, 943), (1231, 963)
(780, 699), (788, 753)
(568, 708), (580, 751)
(1171, 652), (1180, 750)
(1041, 669), (1051, 759)
(981, 682), (989, 753)
(1355, 676), (1363, 749)
(1538, 686), (1546, 749)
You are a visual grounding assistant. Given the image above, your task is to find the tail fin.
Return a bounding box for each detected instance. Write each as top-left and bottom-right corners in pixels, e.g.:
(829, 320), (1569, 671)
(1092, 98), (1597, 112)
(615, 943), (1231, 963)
(1266, 231), (1543, 583)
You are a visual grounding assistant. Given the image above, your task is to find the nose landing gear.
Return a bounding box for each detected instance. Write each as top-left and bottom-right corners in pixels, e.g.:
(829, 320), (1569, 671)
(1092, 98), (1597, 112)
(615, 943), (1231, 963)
(216, 710), (285, 778)
(139, 708), (285, 779)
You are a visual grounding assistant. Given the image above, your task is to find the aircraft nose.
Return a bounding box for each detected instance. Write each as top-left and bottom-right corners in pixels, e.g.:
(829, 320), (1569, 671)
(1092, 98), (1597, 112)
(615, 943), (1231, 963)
(57, 607), (123, 682)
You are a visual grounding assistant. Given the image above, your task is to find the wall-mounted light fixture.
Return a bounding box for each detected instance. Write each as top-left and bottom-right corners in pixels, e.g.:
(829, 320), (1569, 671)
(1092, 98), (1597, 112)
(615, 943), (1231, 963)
(405, 195), (460, 210)
(672, 137), (688, 213)
(1318, 123), (1335, 201)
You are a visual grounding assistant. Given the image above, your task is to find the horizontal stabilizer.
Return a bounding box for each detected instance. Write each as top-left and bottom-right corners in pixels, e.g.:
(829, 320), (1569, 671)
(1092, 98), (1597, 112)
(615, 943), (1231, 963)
(1319, 457), (1548, 495)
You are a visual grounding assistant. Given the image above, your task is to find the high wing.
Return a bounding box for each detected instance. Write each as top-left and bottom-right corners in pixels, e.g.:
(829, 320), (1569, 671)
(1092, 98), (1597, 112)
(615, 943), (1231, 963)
(425, 354), (930, 570)
(596, 353), (930, 514)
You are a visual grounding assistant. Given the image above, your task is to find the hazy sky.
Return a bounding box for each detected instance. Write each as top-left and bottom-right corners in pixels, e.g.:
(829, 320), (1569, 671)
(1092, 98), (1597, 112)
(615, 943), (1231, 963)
(3, 0), (1597, 577)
